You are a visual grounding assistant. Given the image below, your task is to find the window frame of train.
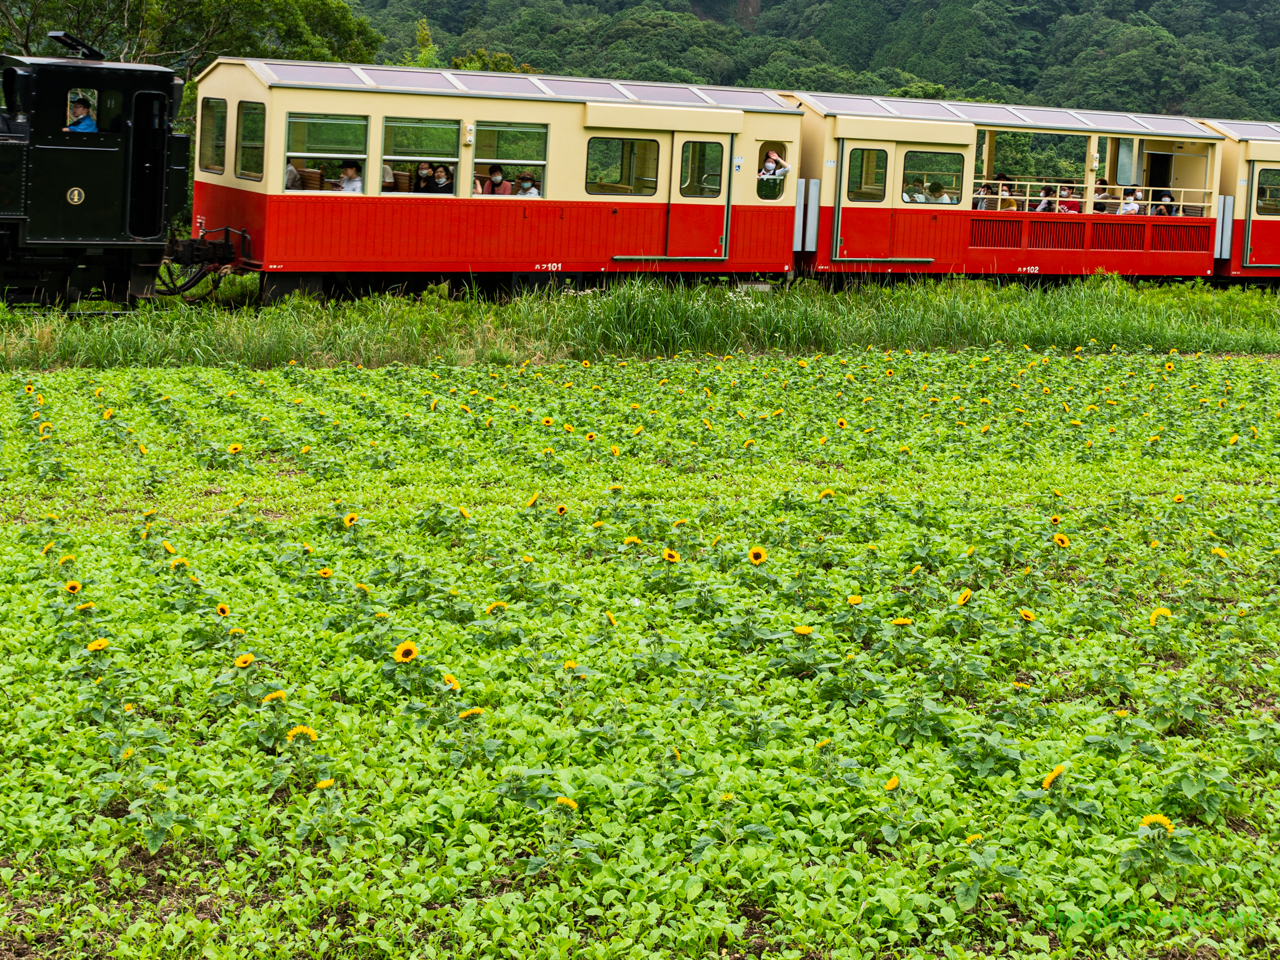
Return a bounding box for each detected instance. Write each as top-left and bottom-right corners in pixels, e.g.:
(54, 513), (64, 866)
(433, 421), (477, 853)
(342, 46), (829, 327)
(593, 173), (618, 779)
(199, 97), (227, 174)
(235, 101), (265, 181)
(679, 141), (723, 199)
(845, 147), (888, 202)
(381, 117), (461, 196)
(585, 136), (659, 197)
(284, 112), (369, 194)
(473, 121), (547, 197)
(1255, 168), (1280, 216)
(900, 148), (965, 205)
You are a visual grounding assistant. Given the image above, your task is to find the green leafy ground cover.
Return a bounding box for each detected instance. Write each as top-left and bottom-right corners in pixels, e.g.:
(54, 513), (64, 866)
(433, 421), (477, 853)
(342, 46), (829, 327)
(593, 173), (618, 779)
(3, 346), (1280, 959)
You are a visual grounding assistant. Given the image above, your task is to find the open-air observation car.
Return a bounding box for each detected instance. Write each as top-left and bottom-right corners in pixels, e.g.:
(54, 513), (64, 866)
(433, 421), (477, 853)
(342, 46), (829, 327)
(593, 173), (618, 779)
(786, 91), (1225, 279)
(191, 58), (803, 297)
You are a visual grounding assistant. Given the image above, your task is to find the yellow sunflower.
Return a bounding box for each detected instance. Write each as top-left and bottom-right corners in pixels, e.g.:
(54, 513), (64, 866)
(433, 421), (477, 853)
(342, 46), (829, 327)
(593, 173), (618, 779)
(394, 641), (419, 663)
(748, 546), (767, 566)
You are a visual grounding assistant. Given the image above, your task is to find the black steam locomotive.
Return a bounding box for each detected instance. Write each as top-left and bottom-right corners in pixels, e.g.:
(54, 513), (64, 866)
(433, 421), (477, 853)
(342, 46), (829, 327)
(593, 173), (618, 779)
(0, 33), (204, 303)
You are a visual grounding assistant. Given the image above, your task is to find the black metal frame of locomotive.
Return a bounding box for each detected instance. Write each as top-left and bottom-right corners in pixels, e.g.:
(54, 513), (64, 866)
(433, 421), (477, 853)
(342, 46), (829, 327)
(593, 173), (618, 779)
(0, 33), (191, 303)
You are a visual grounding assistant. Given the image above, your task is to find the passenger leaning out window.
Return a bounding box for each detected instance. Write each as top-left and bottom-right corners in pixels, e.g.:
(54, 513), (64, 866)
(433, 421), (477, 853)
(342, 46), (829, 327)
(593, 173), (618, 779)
(339, 161), (363, 193)
(65, 97), (97, 132)
(758, 150), (789, 179)
(481, 165), (512, 195)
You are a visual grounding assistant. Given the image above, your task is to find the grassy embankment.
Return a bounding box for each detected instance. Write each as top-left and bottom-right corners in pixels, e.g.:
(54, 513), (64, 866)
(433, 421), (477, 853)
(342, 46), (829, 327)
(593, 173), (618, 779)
(2, 275), (1280, 369)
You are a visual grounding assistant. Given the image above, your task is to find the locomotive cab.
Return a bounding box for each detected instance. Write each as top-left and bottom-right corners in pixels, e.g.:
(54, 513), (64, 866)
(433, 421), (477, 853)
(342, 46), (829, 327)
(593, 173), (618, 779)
(0, 50), (189, 301)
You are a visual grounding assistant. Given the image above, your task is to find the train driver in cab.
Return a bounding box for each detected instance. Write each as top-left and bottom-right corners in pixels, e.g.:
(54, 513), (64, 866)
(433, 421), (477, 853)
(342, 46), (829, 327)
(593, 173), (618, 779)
(64, 97), (97, 133)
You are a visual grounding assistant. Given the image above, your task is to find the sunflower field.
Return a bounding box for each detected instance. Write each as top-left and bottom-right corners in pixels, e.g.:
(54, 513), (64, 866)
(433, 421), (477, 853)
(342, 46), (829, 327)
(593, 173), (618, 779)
(3, 345), (1280, 959)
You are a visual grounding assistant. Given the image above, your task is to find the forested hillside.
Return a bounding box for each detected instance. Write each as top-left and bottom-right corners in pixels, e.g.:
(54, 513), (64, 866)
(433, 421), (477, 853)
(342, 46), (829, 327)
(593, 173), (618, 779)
(359, 0), (1280, 120)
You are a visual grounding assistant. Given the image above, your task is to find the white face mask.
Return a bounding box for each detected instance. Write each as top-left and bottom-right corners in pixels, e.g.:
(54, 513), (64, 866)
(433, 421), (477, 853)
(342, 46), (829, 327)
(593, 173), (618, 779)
(491, 174), (503, 184)
(435, 175), (446, 183)
(419, 168), (431, 177)
(764, 161), (776, 171)
(1000, 188), (1010, 196)
(519, 181), (532, 190)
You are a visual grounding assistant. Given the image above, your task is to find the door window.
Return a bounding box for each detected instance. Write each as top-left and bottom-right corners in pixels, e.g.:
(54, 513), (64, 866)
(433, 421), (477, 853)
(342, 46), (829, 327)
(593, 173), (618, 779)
(901, 150), (963, 204)
(235, 102), (265, 181)
(756, 142), (789, 199)
(199, 98), (227, 173)
(680, 142), (722, 198)
(382, 118), (460, 195)
(285, 113), (368, 193)
(474, 121), (547, 197)
(1257, 169), (1280, 216)
(846, 148), (887, 202)
(586, 137), (658, 196)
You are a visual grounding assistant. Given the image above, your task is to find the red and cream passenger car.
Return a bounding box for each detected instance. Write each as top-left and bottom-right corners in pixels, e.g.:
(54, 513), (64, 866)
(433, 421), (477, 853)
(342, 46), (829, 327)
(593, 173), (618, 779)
(787, 91), (1224, 279)
(191, 58), (802, 296)
(191, 57), (1280, 291)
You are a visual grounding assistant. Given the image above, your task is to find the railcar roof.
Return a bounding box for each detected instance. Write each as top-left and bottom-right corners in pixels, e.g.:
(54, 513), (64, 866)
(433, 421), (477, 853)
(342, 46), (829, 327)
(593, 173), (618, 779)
(200, 58), (800, 113)
(1, 55), (172, 73)
(797, 91), (1222, 140)
(1206, 119), (1280, 141)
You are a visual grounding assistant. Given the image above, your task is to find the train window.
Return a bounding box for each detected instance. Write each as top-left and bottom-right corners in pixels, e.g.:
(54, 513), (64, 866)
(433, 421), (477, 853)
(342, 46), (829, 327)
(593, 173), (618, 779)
(681, 142), (723, 198)
(381, 118), (460, 195)
(474, 122), (547, 197)
(199, 98), (227, 174)
(846, 148), (887, 202)
(1257, 169), (1280, 217)
(285, 113), (368, 193)
(585, 138), (658, 196)
(756, 142), (789, 200)
(65, 88), (121, 134)
(235, 102), (265, 181)
(901, 150), (963, 204)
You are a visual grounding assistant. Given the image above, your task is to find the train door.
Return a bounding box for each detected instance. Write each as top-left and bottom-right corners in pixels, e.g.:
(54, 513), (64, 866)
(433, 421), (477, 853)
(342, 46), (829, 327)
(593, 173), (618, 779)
(1245, 162), (1280, 266)
(127, 90), (168, 239)
(834, 139), (893, 260)
(667, 133), (731, 257)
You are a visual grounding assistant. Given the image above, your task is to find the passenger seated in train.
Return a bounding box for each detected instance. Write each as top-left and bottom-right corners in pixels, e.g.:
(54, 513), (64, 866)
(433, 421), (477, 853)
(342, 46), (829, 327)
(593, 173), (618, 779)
(902, 178), (926, 202)
(411, 163), (435, 193)
(1119, 188), (1140, 215)
(481, 165), (512, 195)
(973, 184), (994, 211)
(925, 182), (953, 203)
(1034, 186), (1057, 213)
(1093, 178), (1114, 202)
(758, 150), (790, 179)
(994, 174), (1018, 210)
(285, 162), (302, 190)
(339, 161), (363, 193)
(515, 173), (540, 197)
(1153, 191), (1177, 216)
(1057, 184), (1080, 213)
(382, 164), (395, 193)
(425, 164), (454, 194)
(64, 97), (97, 133)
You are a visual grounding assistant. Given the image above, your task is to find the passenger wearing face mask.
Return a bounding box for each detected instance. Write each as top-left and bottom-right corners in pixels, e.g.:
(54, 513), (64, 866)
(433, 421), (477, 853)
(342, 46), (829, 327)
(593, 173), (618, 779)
(411, 163), (436, 193)
(515, 173), (540, 197)
(481, 164), (512, 195)
(757, 150), (790, 179)
(424, 164), (453, 195)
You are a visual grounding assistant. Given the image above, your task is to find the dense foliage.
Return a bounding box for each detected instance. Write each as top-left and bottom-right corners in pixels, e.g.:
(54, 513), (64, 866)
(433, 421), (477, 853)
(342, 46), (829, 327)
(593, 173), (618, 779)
(359, 0), (1280, 120)
(2, 347), (1279, 957)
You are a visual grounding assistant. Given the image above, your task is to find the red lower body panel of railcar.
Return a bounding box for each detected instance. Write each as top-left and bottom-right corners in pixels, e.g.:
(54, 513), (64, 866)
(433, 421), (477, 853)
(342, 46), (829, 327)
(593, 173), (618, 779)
(807, 207), (1216, 277)
(192, 181), (795, 276)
